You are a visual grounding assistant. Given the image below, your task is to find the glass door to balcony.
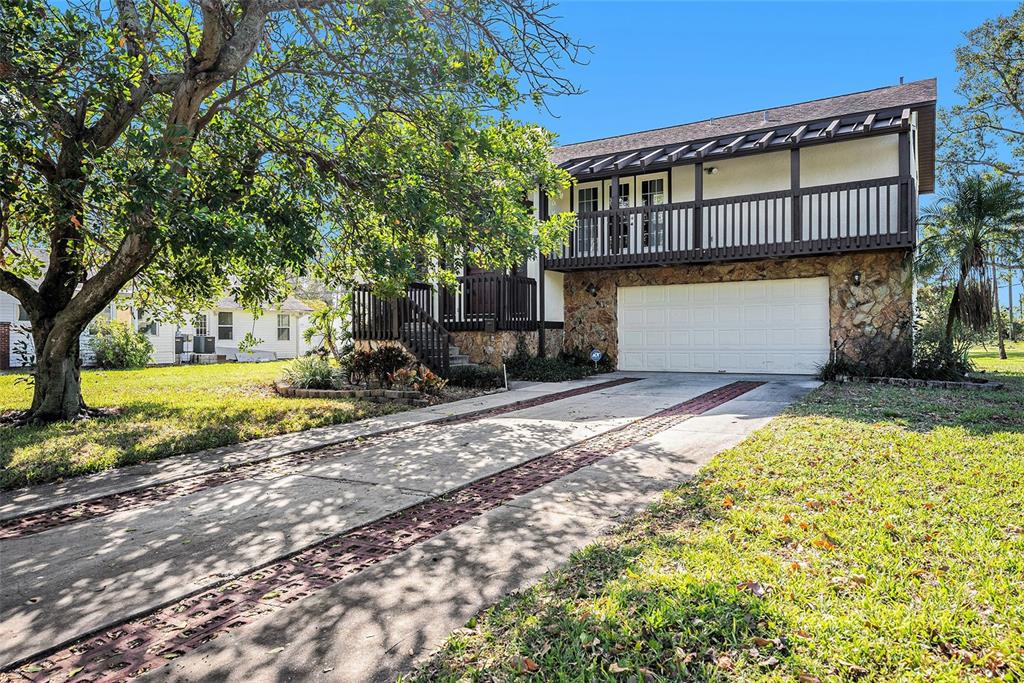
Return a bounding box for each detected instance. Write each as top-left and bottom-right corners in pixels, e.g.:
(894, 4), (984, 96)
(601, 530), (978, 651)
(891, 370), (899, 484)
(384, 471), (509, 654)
(641, 178), (666, 251)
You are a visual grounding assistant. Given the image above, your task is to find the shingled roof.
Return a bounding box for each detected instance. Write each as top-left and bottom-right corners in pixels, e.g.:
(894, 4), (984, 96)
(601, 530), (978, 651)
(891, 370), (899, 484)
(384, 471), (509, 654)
(553, 78), (937, 192)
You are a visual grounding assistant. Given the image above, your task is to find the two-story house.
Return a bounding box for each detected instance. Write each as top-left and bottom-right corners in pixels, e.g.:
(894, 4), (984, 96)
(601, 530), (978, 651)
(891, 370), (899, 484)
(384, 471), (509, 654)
(353, 79), (936, 376)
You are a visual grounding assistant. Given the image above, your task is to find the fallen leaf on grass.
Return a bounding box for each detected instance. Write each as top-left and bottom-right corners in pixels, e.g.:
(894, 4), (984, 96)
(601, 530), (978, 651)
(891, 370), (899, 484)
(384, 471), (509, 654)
(812, 537), (835, 551)
(737, 581), (767, 597)
(722, 495), (734, 509)
(716, 655), (734, 670)
(837, 659), (870, 676)
(797, 673), (821, 683)
(522, 656), (540, 672)
(751, 636), (775, 648)
(608, 662), (629, 673)
(782, 513), (792, 524)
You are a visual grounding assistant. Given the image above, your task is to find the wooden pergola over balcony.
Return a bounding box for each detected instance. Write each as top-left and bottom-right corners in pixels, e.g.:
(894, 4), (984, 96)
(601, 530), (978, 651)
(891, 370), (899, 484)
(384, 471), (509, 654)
(544, 104), (923, 271)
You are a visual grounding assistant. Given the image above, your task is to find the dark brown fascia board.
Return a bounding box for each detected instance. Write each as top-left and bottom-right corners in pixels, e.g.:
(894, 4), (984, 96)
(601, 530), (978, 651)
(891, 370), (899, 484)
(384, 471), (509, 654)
(560, 99), (937, 182)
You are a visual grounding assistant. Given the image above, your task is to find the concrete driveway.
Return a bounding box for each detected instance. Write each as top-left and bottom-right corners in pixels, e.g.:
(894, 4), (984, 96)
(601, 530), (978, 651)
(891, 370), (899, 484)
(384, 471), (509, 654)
(0, 372), (818, 681)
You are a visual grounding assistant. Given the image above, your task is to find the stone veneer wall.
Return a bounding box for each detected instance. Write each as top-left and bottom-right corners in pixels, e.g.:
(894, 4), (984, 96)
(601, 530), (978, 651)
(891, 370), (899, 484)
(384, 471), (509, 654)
(563, 249), (913, 368)
(356, 329), (566, 370)
(449, 328), (564, 368)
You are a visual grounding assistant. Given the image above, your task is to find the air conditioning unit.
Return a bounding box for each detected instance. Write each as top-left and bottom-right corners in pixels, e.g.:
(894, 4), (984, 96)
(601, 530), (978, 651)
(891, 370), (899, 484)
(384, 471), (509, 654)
(193, 336), (216, 354)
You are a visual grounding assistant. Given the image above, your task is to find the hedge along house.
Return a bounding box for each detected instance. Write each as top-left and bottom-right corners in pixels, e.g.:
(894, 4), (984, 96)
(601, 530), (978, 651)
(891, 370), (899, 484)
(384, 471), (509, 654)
(351, 79), (935, 376)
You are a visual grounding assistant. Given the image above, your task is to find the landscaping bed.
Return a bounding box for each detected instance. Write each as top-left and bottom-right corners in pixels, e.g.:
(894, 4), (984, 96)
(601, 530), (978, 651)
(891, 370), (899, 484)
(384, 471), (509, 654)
(412, 348), (1024, 681)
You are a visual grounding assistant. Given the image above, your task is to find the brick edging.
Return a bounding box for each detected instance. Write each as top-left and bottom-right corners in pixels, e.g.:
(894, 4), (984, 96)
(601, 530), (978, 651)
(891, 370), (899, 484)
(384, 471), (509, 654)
(0, 322), (10, 371)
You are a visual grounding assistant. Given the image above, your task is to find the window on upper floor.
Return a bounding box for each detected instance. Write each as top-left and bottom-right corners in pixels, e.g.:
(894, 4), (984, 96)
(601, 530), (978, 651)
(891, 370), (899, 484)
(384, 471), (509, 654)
(641, 178), (665, 206)
(194, 314), (208, 337)
(277, 314), (290, 341)
(218, 311), (233, 340)
(577, 186), (599, 213)
(607, 181), (630, 208)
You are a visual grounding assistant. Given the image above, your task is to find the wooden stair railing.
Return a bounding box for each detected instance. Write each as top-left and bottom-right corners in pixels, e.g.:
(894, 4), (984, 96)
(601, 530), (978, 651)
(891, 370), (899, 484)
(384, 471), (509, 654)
(352, 284), (451, 376)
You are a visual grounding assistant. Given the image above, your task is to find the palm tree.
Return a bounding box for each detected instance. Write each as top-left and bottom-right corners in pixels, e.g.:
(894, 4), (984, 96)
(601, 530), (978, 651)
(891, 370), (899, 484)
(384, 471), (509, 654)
(917, 173), (1024, 350)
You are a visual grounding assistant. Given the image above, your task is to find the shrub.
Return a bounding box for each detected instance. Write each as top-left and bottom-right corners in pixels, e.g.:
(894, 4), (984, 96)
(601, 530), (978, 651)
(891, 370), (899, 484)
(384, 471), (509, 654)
(506, 355), (592, 382)
(90, 319), (154, 369)
(350, 345), (411, 387)
(559, 346), (615, 373)
(282, 355), (337, 389)
(504, 335), (612, 382)
(446, 364), (504, 389)
(415, 369), (448, 395)
(817, 318), (975, 382)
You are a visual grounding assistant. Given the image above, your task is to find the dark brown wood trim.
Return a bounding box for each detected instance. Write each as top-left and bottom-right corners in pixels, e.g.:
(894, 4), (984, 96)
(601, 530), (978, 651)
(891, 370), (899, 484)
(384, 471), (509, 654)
(791, 148), (801, 242)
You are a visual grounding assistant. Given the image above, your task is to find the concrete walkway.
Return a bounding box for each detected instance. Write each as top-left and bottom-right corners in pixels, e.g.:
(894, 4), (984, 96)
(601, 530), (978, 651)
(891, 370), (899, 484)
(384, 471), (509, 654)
(0, 373), (818, 679)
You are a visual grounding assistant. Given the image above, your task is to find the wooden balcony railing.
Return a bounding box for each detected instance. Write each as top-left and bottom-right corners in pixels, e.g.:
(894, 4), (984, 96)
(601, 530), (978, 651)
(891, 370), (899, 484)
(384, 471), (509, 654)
(440, 274), (537, 332)
(546, 176), (916, 270)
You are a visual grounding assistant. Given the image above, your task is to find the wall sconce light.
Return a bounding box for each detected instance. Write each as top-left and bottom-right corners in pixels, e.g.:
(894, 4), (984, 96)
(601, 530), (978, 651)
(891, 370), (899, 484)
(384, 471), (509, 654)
(585, 282), (599, 297)
(704, 166), (719, 175)
(852, 271), (862, 286)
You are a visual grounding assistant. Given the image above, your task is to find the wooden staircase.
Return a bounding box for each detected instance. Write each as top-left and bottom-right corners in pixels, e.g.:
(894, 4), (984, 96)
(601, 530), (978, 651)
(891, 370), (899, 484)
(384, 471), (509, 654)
(353, 285), (479, 377)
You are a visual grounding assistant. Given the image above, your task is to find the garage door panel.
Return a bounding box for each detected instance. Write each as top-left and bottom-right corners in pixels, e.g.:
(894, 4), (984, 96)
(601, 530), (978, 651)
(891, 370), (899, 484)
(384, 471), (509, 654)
(620, 308), (644, 326)
(617, 277), (830, 374)
(691, 330), (716, 346)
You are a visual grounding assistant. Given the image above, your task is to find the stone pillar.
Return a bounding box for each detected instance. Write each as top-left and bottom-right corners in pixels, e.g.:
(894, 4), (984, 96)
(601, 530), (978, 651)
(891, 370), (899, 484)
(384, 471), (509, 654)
(0, 322), (10, 370)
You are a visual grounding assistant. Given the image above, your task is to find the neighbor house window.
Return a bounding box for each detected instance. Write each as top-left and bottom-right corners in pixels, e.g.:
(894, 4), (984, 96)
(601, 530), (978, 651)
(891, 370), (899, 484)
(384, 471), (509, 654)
(193, 314), (208, 336)
(217, 312), (233, 340)
(277, 314), (290, 341)
(136, 308), (158, 336)
(16, 304), (30, 322)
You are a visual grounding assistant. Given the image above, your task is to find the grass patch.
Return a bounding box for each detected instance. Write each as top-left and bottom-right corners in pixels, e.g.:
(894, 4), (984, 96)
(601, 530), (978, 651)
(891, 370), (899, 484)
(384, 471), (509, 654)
(412, 347), (1024, 681)
(0, 362), (404, 489)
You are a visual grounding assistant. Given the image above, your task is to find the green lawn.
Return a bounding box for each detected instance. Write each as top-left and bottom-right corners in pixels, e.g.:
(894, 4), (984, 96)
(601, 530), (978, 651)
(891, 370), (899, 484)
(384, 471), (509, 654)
(413, 347), (1024, 681)
(0, 362), (403, 490)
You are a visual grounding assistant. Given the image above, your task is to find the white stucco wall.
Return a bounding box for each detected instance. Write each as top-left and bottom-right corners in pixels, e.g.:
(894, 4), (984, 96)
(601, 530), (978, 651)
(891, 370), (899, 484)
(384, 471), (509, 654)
(801, 135), (900, 187)
(702, 150), (791, 199)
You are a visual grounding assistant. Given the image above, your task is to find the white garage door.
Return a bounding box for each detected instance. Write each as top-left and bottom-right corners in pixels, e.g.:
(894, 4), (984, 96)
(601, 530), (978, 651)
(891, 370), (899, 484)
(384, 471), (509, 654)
(617, 277), (830, 374)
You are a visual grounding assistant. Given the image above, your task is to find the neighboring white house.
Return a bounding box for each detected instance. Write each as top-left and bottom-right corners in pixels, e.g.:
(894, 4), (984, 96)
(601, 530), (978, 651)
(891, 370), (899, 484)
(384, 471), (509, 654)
(0, 288), (314, 369)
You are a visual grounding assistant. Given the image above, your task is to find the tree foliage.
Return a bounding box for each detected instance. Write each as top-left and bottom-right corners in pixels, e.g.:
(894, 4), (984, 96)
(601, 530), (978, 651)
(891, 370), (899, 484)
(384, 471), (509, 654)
(917, 173), (1023, 345)
(0, 0), (583, 420)
(940, 2), (1024, 180)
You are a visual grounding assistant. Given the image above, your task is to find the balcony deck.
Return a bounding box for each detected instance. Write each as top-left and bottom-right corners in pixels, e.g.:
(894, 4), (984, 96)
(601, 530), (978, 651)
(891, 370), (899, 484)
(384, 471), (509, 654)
(545, 176), (916, 272)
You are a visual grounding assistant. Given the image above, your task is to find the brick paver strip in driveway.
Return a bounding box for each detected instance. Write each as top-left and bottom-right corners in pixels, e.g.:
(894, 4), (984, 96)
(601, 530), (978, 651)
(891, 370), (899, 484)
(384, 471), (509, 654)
(0, 378), (639, 541)
(1, 381), (761, 682)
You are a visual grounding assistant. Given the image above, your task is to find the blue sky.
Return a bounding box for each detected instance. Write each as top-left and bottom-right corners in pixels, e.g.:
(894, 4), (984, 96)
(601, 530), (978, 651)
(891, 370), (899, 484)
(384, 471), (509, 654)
(524, 1), (1011, 146)
(521, 0), (1023, 304)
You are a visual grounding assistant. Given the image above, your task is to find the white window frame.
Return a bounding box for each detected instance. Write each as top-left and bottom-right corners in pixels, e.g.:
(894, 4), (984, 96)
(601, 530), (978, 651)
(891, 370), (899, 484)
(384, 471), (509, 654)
(217, 311), (233, 340)
(193, 314), (209, 337)
(276, 314), (290, 341)
(136, 308), (158, 336)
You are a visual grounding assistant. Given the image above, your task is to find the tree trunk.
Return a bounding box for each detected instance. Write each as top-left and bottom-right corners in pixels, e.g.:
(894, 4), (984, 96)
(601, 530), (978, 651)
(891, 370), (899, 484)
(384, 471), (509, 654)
(944, 280), (963, 350)
(1009, 270), (1016, 343)
(994, 261), (1007, 360)
(28, 322), (88, 422)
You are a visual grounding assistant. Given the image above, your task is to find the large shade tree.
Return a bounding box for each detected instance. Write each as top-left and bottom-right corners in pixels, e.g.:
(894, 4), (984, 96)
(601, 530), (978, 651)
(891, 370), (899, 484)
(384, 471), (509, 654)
(0, 0), (581, 422)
